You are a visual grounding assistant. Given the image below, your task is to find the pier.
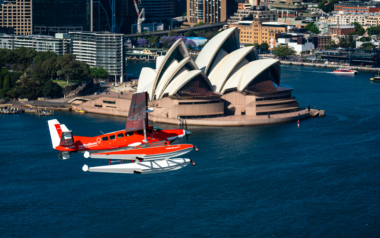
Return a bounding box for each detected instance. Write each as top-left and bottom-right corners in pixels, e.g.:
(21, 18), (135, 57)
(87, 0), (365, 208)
(280, 61), (380, 71)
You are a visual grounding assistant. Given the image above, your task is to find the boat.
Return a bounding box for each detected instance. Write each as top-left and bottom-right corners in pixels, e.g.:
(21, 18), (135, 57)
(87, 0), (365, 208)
(370, 71), (380, 82)
(333, 68), (358, 75)
(75, 108), (86, 113)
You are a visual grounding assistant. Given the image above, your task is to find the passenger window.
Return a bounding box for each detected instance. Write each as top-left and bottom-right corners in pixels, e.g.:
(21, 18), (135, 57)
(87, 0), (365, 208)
(110, 135), (116, 140)
(117, 133), (124, 138)
(136, 130), (143, 135)
(152, 126), (162, 132)
(146, 129), (153, 133)
(125, 132), (133, 137)
(102, 137), (109, 141)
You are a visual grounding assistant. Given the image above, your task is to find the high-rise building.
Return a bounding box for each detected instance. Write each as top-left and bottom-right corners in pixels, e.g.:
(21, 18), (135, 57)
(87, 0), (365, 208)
(0, 0), (91, 36)
(93, 0), (137, 34)
(139, 0), (176, 20)
(32, 0), (91, 35)
(70, 32), (124, 81)
(187, 0), (235, 26)
(0, 0), (32, 36)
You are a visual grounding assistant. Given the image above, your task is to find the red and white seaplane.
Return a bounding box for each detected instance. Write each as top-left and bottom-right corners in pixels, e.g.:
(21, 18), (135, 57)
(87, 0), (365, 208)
(48, 92), (197, 174)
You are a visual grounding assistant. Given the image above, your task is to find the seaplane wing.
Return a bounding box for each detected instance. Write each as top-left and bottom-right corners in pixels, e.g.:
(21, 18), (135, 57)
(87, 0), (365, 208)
(84, 142), (195, 161)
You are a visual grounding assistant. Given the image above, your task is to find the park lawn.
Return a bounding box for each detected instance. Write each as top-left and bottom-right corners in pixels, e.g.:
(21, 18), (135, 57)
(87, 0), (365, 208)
(52, 80), (78, 88)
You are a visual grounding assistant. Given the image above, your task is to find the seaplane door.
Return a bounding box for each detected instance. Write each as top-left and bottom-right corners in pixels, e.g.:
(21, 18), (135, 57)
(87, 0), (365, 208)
(110, 135), (117, 148)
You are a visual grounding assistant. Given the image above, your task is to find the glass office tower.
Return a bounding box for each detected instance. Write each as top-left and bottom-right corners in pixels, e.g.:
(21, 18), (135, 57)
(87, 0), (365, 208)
(32, 0), (91, 35)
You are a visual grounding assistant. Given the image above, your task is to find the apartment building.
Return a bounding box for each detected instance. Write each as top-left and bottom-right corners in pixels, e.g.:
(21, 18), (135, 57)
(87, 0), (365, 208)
(228, 6), (277, 24)
(187, 0), (236, 26)
(0, 34), (67, 55)
(0, 0), (32, 35)
(328, 25), (355, 36)
(70, 32), (124, 82)
(334, 2), (380, 13)
(229, 18), (287, 48)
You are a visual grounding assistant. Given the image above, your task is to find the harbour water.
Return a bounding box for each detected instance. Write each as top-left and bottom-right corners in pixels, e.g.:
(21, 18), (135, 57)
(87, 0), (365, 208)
(1, 65), (380, 237)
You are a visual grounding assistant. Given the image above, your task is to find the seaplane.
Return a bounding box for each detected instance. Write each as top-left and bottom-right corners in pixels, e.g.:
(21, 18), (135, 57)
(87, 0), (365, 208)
(48, 92), (197, 174)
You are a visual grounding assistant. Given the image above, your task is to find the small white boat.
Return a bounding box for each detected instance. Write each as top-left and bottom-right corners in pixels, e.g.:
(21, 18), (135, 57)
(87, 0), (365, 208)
(82, 158), (193, 174)
(333, 68), (358, 75)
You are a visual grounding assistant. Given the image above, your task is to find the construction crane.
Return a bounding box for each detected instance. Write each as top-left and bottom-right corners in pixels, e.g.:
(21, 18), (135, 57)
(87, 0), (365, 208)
(132, 0), (145, 33)
(137, 8), (145, 33)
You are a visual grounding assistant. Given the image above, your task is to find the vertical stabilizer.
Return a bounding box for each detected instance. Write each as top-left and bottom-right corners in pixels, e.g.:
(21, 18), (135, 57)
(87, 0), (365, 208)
(48, 119), (62, 149)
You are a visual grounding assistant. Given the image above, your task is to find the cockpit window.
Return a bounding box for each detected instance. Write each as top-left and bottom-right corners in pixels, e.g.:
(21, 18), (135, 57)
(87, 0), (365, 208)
(152, 126), (162, 132)
(102, 137), (109, 141)
(125, 132), (133, 137)
(136, 130), (143, 135)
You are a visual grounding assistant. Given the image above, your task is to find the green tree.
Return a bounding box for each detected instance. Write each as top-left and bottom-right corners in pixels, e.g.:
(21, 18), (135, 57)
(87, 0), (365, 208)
(14, 72), (42, 99)
(361, 42), (375, 50)
(147, 35), (158, 47)
(367, 25), (380, 35)
(357, 28), (365, 36)
(0, 67), (8, 90)
(3, 75), (11, 93)
(43, 80), (63, 98)
(273, 44), (296, 58)
(260, 42), (269, 51)
(185, 29), (195, 37)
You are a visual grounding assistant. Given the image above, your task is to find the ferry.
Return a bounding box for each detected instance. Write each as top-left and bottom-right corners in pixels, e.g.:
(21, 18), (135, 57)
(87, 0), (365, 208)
(333, 68), (358, 75)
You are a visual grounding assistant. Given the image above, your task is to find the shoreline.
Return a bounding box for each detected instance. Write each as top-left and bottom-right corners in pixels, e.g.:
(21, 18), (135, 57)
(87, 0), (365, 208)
(280, 61), (379, 72)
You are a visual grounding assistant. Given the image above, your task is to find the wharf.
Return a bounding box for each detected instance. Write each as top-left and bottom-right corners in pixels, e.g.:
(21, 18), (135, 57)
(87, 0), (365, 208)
(280, 61), (380, 71)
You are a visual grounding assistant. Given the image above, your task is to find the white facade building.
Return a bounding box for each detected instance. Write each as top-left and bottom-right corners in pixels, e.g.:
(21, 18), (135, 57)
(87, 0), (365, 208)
(334, 12), (380, 26)
(276, 33), (314, 54)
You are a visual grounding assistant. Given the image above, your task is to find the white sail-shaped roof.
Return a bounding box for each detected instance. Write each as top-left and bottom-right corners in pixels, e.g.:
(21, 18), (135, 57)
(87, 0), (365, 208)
(147, 39), (190, 100)
(137, 67), (157, 94)
(195, 27), (239, 75)
(208, 46), (257, 93)
(221, 59), (280, 94)
(163, 70), (212, 97)
(155, 57), (198, 100)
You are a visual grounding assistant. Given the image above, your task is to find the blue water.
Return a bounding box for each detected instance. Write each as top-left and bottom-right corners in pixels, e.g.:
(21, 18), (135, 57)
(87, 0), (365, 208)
(1, 66), (380, 237)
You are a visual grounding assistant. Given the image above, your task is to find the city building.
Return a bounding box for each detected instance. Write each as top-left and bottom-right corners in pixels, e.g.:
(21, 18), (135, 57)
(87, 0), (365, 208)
(0, 34), (68, 55)
(334, 2), (380, 13)
(275, 32), (314, 54)
(131, 23), (164, 34)
(329, 25), (355, 36)
(316, 22), (337, 35)
(0, 0), (91, 36)
(270, 0), (307, 18)
(366, 14), (380, 26)
(229, 19), (287, 47)
(131, 27), (311, 126)
(0, 0), (32, 36)
(70, 32), (124, 82)
(94, 0), (138, 33)
(186, 0), (236, 26)
(332, 12), (380, 26)
(0, 26), (13, 34)
(356, 38), (380, 48)
(277, 17), (307, 28)
(32, 0), (91, 35)
(140, 0), (175, 21)
(311, 35), (331, 50)
(227, 6), (277, 24)
(315, 48), (380, 67)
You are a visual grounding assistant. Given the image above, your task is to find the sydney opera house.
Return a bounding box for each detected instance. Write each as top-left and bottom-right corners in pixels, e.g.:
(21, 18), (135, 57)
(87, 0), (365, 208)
(136, 27), (313, 126)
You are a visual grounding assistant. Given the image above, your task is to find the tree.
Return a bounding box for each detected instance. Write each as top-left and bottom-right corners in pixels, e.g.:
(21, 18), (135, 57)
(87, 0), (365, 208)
(253, 43), (259, 48)
(160, 36), (177, 48)
(147, 35), (158, 47)
(57, 70), (63, 81)
(361, 43), (375, 50)
(305, 22), (320, 34)
(0, 67), (8, 90)
(260, 42), (269, 51)
(351, 22), (365, 36)
(273, 45), (296, 58)
(43, 80), (63, 98)
(14, 72), (42, 99)
(137, 38), (148, 47)
(176, 35), (188, 44)
(187, 40), (196, 49)
(3, 75), (11, 93)
(185, 29), (195, 37)
(357, 28), (365, 36)
(367, 25), (380, 36)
